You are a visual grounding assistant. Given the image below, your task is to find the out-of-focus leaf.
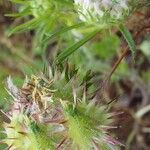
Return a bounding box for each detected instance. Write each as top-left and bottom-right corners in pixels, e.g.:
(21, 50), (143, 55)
(5, 10), (31, 17)
(42, 22), (85, 44)
(7, 14), (48, 36)
(54, 29), (100, 64)
(90, 34), (120, 60)
(111, 62), (129, 81)
(140, 39), (150, 58)
(119, 24), (136, 59)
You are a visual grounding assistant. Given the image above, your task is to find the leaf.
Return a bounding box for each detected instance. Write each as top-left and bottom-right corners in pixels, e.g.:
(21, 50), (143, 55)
(7, 15), (47, 36)
(42, 22), (85, 43)
(119, 24), (136, 59)
(140, 39), (150, 58)
(5, 12), (31, 17)
(91, 34), (120, 60)
(5, 7), (32, 18)
(54, 30), (100, 64)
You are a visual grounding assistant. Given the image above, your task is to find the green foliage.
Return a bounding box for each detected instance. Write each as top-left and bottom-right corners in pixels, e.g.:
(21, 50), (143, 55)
(7, 0), (76, 55)
(55, 29), (100, 64)
(119, 24), (136, 59)
(6, 0), (150, 61)
(6, 0), (145, 62)
(8, 0), (75, 35)
(111, 62), (129, 81)
(90, 34), (120, 60)
(41, 22), (85, 48)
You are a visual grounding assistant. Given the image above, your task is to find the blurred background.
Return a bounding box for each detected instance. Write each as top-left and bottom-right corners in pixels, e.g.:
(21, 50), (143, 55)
(0, 1), (150, 150)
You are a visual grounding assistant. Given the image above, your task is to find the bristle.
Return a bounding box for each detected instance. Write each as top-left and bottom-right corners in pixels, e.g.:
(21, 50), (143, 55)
(0, 109), (10, 123)
(6, 126), (15, 129)
(17, 131), (27, 136)
(92, 139), (99, 150)
(56, 137), (67, 149)
(7, 144), (13, 150)
(100, 125), (118, 129)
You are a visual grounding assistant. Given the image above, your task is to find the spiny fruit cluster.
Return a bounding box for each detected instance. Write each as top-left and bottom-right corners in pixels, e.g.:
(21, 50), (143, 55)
(2, 66), (122, 150)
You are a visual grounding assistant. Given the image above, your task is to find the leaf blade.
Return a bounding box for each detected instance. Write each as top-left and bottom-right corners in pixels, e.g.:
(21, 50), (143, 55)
(42, 22), (85, 43)
(54, 29), (100, 64)
(7, 14), (48, 36)
(119, 24), (136, 59)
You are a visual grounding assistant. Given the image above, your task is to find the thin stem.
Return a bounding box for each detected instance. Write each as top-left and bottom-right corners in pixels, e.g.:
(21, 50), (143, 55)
(91, 47), (129, 99)
(104, 47), (129, 82)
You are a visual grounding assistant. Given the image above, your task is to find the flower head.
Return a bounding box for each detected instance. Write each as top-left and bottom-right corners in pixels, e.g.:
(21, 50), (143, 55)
(74, 0), (135, 24)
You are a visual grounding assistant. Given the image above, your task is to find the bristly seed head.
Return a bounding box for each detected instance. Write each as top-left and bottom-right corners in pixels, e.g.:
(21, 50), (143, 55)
(3, 67), (122, 149)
